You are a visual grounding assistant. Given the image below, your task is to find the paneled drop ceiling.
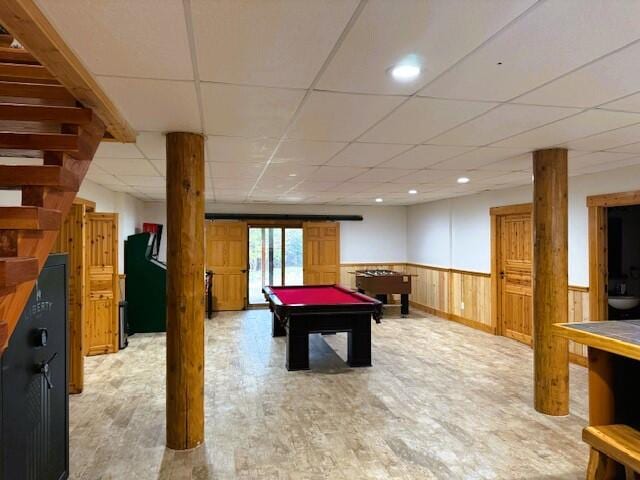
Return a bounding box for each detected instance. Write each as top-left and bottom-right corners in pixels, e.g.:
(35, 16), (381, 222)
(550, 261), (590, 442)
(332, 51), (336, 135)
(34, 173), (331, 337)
(33, 0), (640, 205)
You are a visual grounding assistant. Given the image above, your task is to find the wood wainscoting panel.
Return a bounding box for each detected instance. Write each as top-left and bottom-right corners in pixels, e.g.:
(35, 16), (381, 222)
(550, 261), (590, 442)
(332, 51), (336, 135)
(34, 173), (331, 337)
(450, 270), (493, 333)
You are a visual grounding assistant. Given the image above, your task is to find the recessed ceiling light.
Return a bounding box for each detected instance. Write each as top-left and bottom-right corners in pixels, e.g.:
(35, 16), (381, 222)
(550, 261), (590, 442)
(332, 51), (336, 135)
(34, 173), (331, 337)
(457, 176), (470, 184)
(375, 198), (383, 203)
(408, 189), (417, 194)
(288, 173), (297, 177)
(390, 63), (421, 82)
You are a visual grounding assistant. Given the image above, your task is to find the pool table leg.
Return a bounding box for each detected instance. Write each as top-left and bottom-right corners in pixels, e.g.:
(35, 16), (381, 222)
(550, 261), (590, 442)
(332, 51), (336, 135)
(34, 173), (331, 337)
(348, 314), (372, 367)
(286, 321), (309, 371)
(272, 312), (286, 337)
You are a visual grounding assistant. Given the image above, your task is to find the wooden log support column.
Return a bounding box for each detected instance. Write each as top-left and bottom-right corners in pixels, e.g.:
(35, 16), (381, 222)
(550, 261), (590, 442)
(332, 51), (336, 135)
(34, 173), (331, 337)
(166, 132), (205, 450)
(533, 148), (569, 416)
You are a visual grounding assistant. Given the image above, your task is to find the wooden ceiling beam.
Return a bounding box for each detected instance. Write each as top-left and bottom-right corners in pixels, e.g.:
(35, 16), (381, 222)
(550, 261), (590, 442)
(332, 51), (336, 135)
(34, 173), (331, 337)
(0, 0), (136, 142)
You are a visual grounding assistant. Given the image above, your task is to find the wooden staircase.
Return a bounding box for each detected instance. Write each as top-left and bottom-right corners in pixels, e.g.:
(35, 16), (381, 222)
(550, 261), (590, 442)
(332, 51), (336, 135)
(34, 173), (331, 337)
(0, 31), (105, 352)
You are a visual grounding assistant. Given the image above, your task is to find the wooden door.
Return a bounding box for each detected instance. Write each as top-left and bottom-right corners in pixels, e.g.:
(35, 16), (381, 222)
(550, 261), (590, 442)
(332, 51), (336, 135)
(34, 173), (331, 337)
(303, 222), (340, 285)
(498, 213), (533, 345)
(206, 221), (247, 311)
(52, 201), (87, 393)
(85, 212), (119, 355)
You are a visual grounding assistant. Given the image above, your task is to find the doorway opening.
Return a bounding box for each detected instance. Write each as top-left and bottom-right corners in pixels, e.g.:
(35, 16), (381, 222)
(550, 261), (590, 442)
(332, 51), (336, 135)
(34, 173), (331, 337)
(248, 227), (303, 305)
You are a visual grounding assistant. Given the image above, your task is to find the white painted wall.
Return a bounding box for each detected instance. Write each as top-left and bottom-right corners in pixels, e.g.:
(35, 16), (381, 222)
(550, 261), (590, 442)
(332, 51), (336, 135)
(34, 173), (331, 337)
(141, 202), (408, 264)
(78, 179), (145, 272)
(407, 163), (640, 286)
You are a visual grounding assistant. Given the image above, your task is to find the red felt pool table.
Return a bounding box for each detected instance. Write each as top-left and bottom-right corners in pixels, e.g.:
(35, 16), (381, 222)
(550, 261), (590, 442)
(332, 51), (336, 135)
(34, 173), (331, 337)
(262, 285), (382, 371)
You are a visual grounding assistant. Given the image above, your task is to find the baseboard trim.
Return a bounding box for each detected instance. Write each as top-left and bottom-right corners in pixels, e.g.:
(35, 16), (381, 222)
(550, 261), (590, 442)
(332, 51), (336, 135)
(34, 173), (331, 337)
(410, 300), (587, 366)
(410, 301), (496, 335)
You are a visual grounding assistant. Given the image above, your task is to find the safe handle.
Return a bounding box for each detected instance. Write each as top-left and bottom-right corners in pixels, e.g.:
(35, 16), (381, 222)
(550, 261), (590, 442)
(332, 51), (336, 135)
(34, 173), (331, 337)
(39, 352), (58, 390)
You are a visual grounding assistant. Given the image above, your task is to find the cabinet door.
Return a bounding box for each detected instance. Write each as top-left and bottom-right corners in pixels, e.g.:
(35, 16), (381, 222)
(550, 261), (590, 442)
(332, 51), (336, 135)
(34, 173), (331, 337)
(206, 221), (247, 311)
(85, 212), (119, 355)
(303, 222), (340, 285)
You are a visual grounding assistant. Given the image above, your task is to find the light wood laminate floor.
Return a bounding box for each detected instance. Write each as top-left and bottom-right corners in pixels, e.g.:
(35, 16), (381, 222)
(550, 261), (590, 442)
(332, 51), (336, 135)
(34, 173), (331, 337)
(70, 309), (589, 479)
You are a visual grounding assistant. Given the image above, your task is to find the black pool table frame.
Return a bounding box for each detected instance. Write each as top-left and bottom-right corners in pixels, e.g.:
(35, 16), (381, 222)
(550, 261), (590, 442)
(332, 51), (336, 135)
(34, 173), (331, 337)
(262, 285), (382, 371)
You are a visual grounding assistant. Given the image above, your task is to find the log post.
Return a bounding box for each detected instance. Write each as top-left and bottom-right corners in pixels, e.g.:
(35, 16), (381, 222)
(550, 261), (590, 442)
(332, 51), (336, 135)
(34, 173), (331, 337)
(166, 132), (205, 449)
(533, 148), (569, 416)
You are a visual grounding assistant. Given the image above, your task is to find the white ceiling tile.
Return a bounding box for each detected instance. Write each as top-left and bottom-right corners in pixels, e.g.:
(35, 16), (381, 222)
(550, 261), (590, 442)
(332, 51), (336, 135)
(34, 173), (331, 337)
(361, 97), (497, 144)
(212, 178), (257, 189)
(95, 142), (143, 159)
(85, 170), (123, 185)
(495, 109), (640, 148)
(327, 143), (410, 167)
(287, 91), (404, 142)
(206, 136), (278, 164)
(430, 104), (578, 147)
(310, 166), (368, 182)
(607, 141), (640, 154)
(94, 158), (157, 176)
(192, 0), (358, 88)
(36, 0), (193, 79)
(272, 140), (347, 165)
(570, 156), (640, 176)
(421, 1), (640, 101)
(150, 160), (166, 176)
(602, 93), (640, 113)
(569, 151), (638, 170)
(120, 175), (165, 188)
(565, 123), (640, 152)
(209, 162), (264, 179)
(325, 182), (379, 193)
(136, 132), (166, 160)
(351, 168), (415, 183)
(393, 168), (498, 185)
(317, 0), (535, 95)
(104, 184), (138, 193)
(201, 84), (304, 137)
(430, 147), (530, 170)
(289, 181), (340, 192)
(477, 153), (532, 172)
(97, 77), (200, 132)
(517, 41), (640, 108)
(379, 145), (474, 169)
(261, 164), (318, 180)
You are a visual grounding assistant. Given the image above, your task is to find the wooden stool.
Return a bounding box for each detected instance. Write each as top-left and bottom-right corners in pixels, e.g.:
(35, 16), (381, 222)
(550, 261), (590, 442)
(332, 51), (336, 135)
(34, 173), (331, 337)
(583, 425), (640, 479)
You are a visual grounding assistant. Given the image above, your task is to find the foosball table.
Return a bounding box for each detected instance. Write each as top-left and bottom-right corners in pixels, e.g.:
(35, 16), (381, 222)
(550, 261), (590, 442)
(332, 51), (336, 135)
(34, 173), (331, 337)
(352, 269), (414, 316)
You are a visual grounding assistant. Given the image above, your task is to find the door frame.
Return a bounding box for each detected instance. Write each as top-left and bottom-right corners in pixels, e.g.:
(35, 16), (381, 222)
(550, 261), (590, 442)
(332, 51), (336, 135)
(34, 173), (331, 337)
(490, 203), (532, 337)
(246, 222), (303, 305)
(587, 189), (640, 322)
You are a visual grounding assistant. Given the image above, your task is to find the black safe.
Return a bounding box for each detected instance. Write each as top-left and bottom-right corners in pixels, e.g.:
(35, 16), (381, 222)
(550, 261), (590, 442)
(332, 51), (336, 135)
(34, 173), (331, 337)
(0, 254), (69, 480)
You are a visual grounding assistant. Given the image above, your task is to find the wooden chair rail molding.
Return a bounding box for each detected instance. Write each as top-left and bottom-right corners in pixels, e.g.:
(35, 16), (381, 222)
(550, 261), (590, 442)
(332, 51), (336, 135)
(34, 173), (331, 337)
(0, 0), (135, 141)
(0, 32), (105, 352)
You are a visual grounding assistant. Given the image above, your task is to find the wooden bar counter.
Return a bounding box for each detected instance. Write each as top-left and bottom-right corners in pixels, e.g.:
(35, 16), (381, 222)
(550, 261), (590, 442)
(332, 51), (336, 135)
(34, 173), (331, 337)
(553, 320), (640, 477)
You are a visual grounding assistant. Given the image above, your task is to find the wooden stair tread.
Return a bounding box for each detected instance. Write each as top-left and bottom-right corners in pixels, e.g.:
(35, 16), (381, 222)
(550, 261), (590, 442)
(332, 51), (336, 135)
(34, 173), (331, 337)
(0, 165), (79, 191)
(0, 256), (38, 288)
(0, 80), (74, 102)
(0, 63), (56, 83)
(0, 206), (61, 230)
(0, 131), (78, 152)
(0, 103), (92, 124)
(0, 47), (37, 65)
(583, 425), (640, 473)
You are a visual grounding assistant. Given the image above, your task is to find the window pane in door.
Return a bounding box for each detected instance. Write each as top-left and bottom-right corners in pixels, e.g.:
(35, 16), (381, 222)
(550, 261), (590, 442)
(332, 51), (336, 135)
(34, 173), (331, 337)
(284, 228), (303, 285)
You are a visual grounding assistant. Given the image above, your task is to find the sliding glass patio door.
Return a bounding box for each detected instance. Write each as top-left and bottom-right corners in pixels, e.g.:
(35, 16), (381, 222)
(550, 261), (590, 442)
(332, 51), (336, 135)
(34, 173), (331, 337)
(248, 227), (302, 304)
